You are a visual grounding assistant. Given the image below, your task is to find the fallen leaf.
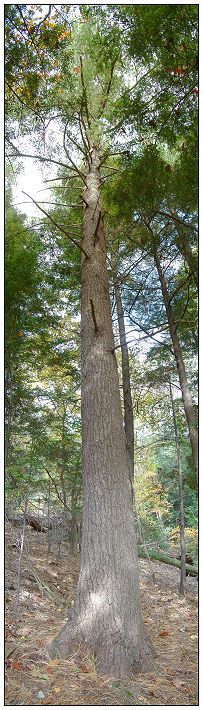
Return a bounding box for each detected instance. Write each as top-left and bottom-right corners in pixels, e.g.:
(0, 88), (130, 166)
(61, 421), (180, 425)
(47, 659), (60, 667)
(172, 679), (185, 689)
(80, 664), (92, 673)
(11, 660), (23, 671)
(46, 666), (54, 675)
(159, 630), (169, 637)
(71, 665), (80, 673)
(54, 687), (61, 693)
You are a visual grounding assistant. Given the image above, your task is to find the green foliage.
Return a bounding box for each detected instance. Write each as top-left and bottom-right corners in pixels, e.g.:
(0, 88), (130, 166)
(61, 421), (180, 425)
(5, 5), (198, 555)
(5, 186), (82, 513)
(113, 4), (198, 144)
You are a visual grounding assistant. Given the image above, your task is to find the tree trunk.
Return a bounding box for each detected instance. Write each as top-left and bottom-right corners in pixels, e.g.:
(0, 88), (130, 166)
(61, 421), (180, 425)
(48, 145), (152, 677)
(47, 477), (51, 554)
(114, 273), (156, 583)
(69, 516), (79, 555)
(154, 250), (198, 482)
(169, 380), (186, 596)
(5, 365), (14, 466)
(114, 278), (134, 490)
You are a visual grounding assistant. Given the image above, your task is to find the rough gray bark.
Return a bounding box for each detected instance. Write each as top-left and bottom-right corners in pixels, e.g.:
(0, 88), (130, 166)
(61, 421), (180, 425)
(169, 380), (186, 596)
(48, 145), (152, 677)
(114, 278), (134, 489)
(154, 249), (198, 482)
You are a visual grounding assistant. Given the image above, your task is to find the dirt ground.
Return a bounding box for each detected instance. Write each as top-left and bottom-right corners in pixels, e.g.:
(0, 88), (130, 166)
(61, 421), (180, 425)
(5, 521), (198, 706)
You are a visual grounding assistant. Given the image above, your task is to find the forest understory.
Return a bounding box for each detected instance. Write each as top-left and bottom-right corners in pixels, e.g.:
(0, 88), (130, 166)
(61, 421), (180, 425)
(5, 522), (198, 706)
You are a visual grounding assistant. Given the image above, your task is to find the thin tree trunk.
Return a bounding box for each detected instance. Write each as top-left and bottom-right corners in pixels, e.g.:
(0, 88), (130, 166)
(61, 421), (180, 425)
(69, 488), (80, 554)
(69, 516), (79, 555)
(48, 145), (152, 677)
(47, 477), (51, 555)
(5, 366), (14, 466)
(169, 380), (186, 596)
(114, 278), (134, 492)
(114, 274), (155, 583)
(154, 249), (198, 482)
(13, 494), (29, 625)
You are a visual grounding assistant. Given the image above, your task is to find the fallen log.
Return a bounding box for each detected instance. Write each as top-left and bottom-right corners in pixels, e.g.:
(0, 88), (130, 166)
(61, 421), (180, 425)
(137, 547), (198, 577)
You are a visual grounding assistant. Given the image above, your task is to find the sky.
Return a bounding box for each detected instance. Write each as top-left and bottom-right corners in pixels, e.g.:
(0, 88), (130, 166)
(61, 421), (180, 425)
(11, 117), (65, 219)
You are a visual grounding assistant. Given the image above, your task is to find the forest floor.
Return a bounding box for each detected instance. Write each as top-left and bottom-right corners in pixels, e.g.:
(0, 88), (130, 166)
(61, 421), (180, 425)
(5, 521), (198, 706)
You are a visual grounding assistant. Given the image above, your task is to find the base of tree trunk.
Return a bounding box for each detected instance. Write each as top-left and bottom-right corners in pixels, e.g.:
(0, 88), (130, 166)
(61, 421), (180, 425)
(47, 609), (153, 677)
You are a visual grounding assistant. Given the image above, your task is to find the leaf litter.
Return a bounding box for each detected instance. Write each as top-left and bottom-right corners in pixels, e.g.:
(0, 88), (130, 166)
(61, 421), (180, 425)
(5, 522), (198, 705)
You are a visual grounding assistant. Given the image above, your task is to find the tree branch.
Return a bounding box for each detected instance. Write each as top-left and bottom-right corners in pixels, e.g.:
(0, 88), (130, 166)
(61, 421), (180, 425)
(98, 56), (118, 117)
(5, 81), (42, 119)
(80, 55), (91, 129)
(157, 85), (198, 138)
(156, 209), (197, 231)
(63, 124), (87, 182)
(6, 136), (74, 171)
(79, 110), (91, 151)
(22, 191), (89, 258)
(128, 314), (173, 353)
(35, 5), (52, 33)
(42, 466), (73, 516)
(168, 273), (193, 307)
(17, 6), (46, 70)
(64, 126), (87, 158)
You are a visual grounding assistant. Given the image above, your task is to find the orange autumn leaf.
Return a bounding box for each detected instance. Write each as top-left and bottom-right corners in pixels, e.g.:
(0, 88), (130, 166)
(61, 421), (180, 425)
(11, 660), (23, 670)
(174, 66), (185, 75)
(54, 687), (61, 693)
(159, 630), (169, 637)
(74, 67), (79, 75)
